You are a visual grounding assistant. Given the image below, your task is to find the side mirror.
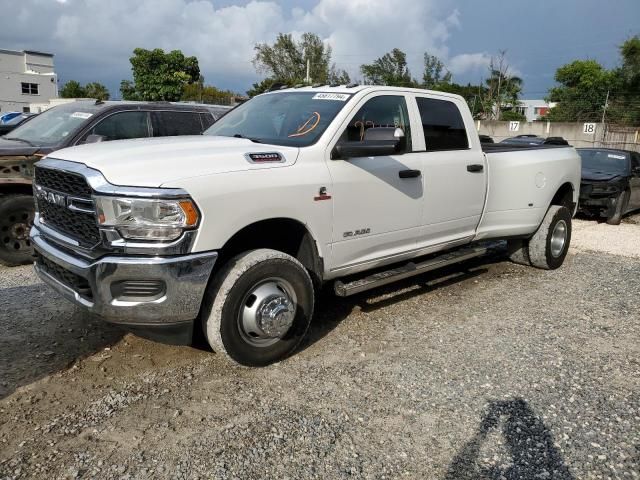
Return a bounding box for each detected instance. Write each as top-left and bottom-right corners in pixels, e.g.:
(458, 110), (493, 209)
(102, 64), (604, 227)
(332, 127), (403, 160)
(84, 134), (107, 144)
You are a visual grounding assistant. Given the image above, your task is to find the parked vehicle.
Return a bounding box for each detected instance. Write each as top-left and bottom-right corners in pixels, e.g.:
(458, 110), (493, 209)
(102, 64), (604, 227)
(0, 113), (36, 136)
(478, 134), (494, 144)
(30, 86), (580, 366)
(0, 100), (229, 266)
(501, 135), (569, 146)
(577, 147), (640, 224)
(0, 112), (22, 124)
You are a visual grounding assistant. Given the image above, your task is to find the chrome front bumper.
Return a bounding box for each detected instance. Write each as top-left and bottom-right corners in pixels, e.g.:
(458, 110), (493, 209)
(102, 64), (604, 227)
(31, 227), (217, 325)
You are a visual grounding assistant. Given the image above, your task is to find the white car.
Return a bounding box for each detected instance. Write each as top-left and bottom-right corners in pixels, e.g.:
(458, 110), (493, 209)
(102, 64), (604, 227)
(30, 86), (581, 366)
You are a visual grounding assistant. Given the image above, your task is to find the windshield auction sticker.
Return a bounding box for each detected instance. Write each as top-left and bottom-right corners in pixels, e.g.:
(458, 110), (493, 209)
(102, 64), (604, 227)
(312, 93), (350, 101)
(71, 112), (93, 119)
(608, 154), (626, 160)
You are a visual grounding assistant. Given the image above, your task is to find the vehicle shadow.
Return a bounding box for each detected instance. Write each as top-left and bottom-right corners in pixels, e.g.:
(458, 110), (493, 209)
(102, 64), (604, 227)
(445, 398), (574, 480)
(298, 250), (506, 354)
(0, 282), (124, 400)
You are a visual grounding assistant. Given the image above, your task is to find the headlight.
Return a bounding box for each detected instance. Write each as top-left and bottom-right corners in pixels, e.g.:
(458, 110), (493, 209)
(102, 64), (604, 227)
(94, 196), (199, 241)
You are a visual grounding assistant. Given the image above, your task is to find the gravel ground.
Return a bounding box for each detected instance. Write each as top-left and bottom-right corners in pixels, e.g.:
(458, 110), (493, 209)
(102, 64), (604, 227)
(0, 215), (639, 479)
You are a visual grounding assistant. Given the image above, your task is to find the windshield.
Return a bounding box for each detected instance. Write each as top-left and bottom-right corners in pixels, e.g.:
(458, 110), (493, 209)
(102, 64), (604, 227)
(205, 91), (352, 147)
(578, 149), (629, 174)
(5, 103), (101, 146)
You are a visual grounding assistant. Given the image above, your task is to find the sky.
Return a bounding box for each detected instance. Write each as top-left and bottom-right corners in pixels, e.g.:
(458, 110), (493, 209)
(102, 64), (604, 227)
(1, 0), (639, 99)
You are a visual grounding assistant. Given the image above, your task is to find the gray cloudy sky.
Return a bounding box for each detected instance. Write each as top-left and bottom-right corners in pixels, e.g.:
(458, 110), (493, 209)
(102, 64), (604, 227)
(1, 0), (638, 98)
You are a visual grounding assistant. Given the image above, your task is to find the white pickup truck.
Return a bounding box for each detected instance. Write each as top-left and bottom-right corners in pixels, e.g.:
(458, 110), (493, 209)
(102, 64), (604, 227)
(30, 86), (581, 366)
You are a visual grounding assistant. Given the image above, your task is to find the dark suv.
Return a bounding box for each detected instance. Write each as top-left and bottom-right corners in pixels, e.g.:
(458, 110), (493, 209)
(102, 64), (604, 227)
(0, 100), (229, 266)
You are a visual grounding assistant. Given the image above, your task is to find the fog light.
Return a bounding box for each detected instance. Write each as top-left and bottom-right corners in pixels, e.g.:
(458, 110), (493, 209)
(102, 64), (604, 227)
(111, 280), (166, 301)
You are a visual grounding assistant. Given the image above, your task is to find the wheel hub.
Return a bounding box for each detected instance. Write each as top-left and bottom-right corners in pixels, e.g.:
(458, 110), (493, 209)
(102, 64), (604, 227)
(550, 220), (567, 258)
(10, 223), (29, 241)
(239, 279), (298, 345)
(258, 296), (295, 338)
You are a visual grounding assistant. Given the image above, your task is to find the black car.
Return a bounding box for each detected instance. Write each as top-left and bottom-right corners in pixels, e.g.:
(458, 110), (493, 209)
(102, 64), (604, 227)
(0, 100), (229, 266)
(577, 148), (640, 224)
(0, 113), (36, 136)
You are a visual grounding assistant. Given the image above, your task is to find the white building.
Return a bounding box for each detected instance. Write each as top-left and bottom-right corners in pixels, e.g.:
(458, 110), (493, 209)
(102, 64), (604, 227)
(0, 49), (58, 114)
(514, 99), (555, 122)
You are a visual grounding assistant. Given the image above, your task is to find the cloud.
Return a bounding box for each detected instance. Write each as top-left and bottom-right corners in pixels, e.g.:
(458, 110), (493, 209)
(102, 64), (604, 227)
(448, 53), (492, 75)
(0, 0), (492, 94)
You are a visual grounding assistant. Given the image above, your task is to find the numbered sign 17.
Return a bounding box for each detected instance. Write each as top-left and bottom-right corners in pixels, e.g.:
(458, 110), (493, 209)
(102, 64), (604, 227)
(509, 121), (520, 132)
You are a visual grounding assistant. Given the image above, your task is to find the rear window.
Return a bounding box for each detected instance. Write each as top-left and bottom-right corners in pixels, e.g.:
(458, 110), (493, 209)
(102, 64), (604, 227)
(416, 97), (469, 151)
(151, 111), (204, 137)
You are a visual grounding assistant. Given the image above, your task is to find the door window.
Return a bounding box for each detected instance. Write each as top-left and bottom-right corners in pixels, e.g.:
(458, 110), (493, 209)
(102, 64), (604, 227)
(416, 97), (469, 151)
(88, 111), (150, 141)
(340, 95), (411, 153)
(152, 111), (204, 137)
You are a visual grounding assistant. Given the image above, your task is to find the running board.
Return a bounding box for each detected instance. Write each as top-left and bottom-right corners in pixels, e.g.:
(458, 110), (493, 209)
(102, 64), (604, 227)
(334, 245), (489, 297)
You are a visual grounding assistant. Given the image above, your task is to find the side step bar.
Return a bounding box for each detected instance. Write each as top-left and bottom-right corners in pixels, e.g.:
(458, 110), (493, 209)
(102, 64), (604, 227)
(334, 245), (489, 297)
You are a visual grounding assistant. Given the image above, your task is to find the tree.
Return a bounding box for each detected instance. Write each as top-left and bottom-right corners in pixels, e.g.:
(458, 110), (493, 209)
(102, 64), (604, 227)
(120, 48), (200, 101)
(253, 32), (339, 86)
(360, 48), (417, 87)
(544, 60), (615, 122)
(608, 36), (640, 125)
(422, 52), (451, 89)
(182, 77), (237, 105)
(60, 80), (110, 100)
(83, 82), (110, 101)
(59, 80), (85, 98)
(480, 52), (523, 120)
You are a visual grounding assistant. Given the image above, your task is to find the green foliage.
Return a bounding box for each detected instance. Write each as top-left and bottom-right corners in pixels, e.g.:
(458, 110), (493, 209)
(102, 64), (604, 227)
(120, 48), (200, 101)
(60, 80), (110, 100)
(182, 79), (237, 105)
(608, 36), (640, 125)
(545, 60), (615, 122)
(423, 53), (451, 89)
(247, 78), (279, 98)
(434, 82), (488, 118)
(360, 48), (417, 87)
(500, 110), (526, 122)
(253, 33), (338, 86)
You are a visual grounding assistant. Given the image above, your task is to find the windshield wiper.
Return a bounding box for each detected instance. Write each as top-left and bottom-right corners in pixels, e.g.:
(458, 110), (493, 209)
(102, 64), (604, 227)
(232, 133), (262, 144)
(6, 137), (34, 146)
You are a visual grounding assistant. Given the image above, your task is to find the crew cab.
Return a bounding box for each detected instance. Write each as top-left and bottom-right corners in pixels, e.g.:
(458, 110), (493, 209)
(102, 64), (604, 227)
(30, 86), (581, 366)
(0, 100), (230, 266)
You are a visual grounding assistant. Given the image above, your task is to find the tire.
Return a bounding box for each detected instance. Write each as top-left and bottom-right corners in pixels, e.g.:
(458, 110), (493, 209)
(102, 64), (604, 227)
(606, 189), (630, 225)
(507, 239), (530, 266)
(0, 195), (36, 266)
(527, 205), (572, 270)
(202, 249), (314, 367)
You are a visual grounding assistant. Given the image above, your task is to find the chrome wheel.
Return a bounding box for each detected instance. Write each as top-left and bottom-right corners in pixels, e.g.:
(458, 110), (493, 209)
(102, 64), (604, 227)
(550, 220), (567, 258)
(238, 278), (298, 347)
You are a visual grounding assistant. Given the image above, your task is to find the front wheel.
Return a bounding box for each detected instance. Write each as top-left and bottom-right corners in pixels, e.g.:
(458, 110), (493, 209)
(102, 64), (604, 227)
(527, 205), (572, 270)
(606, 189), (630, 225)
(202, 249), (314, 367)
(0, 195), (36, 266)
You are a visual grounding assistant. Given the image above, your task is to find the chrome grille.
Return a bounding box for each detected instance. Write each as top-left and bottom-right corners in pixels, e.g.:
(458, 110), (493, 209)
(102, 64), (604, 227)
(34, 166), (100, 247)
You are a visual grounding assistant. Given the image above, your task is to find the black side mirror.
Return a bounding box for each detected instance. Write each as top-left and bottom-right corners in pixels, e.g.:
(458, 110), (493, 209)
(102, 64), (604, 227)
(332, 127), (404, 160)
(84, 134), (107, 144)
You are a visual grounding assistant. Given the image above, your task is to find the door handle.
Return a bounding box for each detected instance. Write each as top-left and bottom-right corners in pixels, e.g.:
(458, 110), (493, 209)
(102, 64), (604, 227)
(467, 164), (484, 173)
(399, 169), (421, 179)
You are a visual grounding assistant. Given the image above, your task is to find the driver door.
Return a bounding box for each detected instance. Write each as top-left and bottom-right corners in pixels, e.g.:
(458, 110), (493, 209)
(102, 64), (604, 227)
(326, 93), (424, 272)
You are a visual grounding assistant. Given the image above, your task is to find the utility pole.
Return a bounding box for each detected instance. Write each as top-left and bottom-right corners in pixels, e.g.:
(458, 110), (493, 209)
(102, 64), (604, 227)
(305, 57), (311, 85)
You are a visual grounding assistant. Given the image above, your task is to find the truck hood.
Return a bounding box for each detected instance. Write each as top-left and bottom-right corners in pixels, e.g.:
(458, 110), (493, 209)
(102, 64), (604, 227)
(48, 136), (300, 187)
(581, 168), (625, 182)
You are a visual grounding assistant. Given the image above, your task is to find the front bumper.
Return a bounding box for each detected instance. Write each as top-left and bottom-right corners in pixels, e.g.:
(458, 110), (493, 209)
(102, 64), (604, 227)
(31, 227), (217, 326)
(578, 194), (617, 217)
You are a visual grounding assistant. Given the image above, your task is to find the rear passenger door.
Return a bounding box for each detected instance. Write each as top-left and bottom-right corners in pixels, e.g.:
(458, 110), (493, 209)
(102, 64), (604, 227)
(411, 95), (487, 246)
(151, 111), (206, 136)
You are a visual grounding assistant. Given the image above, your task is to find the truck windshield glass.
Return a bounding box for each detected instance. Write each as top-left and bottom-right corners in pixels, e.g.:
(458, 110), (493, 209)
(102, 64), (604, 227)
(578, 149), (629, 174)
(5, 103), (100, 146)
(205, 92), (352, 147)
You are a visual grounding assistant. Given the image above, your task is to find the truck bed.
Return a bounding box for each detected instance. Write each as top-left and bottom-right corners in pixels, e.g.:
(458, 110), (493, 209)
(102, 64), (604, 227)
(481, 144), (572, 153)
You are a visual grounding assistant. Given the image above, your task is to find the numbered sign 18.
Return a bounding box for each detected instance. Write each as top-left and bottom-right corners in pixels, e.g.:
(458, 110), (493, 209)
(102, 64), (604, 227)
(583, 123), (596, 135)
(509, 121), (520, 132)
